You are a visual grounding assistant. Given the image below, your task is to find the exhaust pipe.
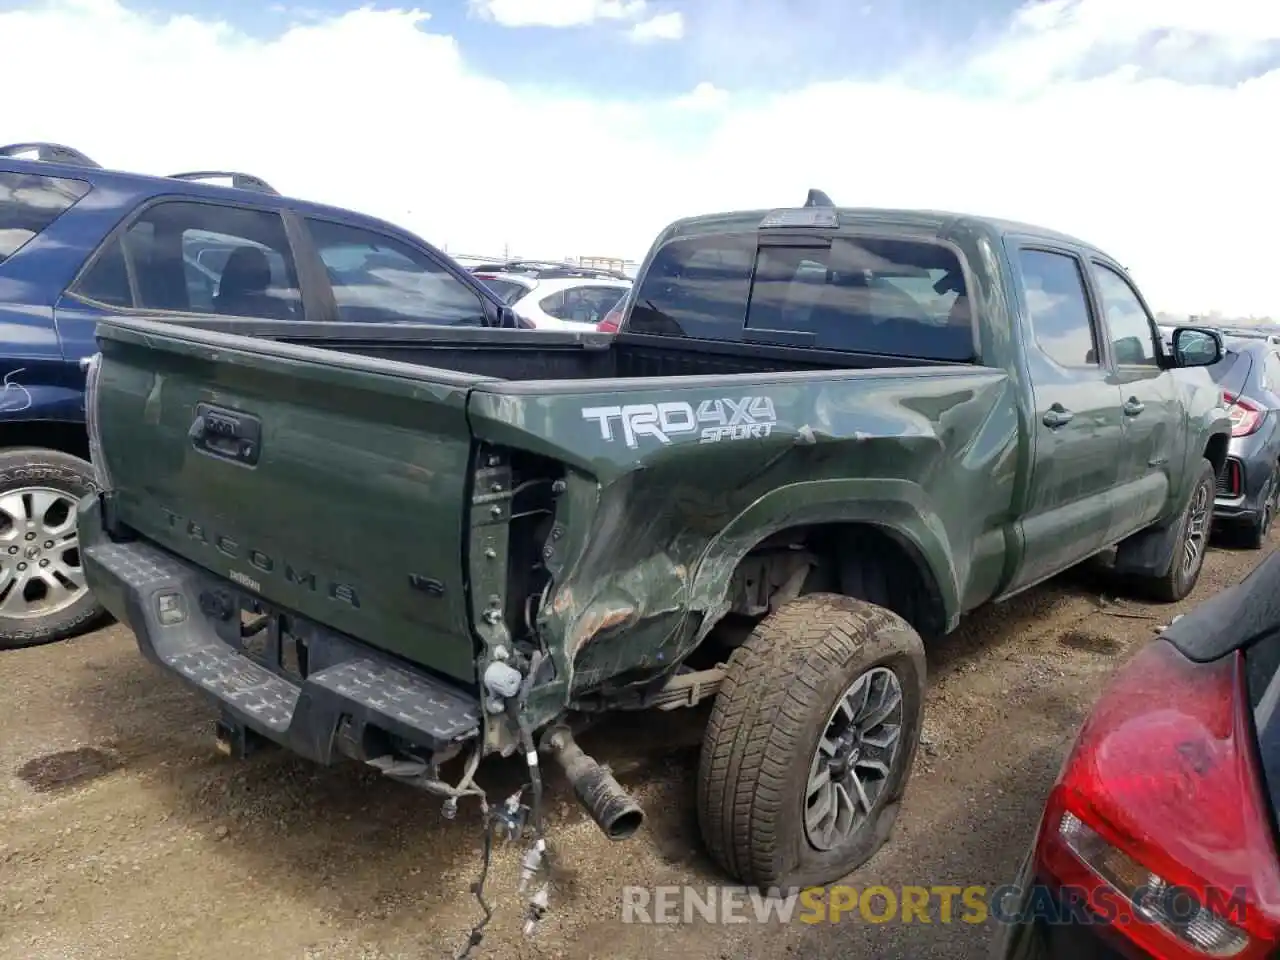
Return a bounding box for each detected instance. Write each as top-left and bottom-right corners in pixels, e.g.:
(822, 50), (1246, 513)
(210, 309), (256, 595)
(545, 726), (644, 841)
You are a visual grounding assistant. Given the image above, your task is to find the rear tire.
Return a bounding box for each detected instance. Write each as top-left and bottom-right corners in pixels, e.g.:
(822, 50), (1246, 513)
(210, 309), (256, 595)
(0, 448), (103, 650)
(696, 593), (926, 889)
(1141, 458), (1215, 603)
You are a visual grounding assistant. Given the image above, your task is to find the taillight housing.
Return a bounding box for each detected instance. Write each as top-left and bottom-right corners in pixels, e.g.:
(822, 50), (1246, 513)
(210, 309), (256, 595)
(597, 309), (622, 333)
(1034, 639), (1280, 958)
(80, 352), (112, 492)
(1224, 392), (1263, 437)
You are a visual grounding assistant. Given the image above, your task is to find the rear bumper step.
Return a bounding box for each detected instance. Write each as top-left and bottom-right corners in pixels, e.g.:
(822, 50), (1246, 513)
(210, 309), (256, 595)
(80, 498), (481, 764)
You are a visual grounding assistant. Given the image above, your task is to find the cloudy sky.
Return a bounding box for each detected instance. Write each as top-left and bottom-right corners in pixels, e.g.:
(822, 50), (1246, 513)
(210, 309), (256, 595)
(3, 0), (1277, 316)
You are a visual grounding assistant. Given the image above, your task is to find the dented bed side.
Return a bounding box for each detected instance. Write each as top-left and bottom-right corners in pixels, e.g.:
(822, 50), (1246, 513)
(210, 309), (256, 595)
(464, 366), (1022, 730)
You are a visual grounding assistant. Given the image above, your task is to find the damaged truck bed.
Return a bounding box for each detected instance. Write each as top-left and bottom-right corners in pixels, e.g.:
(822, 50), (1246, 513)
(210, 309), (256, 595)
(79, 199), (1231, 924)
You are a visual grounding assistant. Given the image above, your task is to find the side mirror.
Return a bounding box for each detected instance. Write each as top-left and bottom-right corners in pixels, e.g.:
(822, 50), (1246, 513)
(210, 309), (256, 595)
(482, 299), (526, 329)
(1171, 326), (1223, 368)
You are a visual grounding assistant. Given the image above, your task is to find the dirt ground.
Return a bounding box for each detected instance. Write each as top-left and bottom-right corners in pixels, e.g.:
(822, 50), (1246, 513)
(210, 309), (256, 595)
(1, 533), (1272, 960)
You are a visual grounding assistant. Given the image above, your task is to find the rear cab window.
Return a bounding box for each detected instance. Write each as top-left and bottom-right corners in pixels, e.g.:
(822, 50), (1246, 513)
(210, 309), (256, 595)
(624, 230), (975, 362)
(0, 171), (91, 265)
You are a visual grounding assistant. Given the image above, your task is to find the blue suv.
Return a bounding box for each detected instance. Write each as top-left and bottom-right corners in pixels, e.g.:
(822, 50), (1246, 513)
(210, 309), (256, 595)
(0, 141), (523, 649)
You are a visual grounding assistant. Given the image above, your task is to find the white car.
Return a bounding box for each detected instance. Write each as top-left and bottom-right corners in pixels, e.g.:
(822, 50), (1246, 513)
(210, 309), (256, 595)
(471, 262), (631, 330)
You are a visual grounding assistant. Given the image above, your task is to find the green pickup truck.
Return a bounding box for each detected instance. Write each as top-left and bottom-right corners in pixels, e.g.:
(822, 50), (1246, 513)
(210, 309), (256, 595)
(78, 198), (1229, 903)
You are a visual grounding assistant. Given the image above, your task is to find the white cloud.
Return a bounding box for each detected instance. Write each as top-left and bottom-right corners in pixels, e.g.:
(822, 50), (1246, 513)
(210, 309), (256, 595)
(630, 10), (683, 42)
(2, 0), (1278, 316)
(972, 0), (1280, 87)
(673, 81), (729, 110)
(469, 0), (646, 28)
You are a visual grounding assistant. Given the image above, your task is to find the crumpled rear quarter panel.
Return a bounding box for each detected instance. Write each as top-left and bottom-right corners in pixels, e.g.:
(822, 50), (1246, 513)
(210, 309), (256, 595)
(467, 366), (1019, 709)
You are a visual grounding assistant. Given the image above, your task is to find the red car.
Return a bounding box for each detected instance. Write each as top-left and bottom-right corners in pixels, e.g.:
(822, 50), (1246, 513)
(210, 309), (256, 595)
(993, 551), (1280, 959)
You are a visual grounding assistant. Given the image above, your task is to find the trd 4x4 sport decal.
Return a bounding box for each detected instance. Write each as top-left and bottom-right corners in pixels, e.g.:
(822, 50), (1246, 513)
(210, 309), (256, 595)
(581, 397), (778, 448)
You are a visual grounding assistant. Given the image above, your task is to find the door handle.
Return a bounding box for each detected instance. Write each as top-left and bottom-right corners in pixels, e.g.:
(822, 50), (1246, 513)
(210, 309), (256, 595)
(1043, 405), (1074, 428)
(1123, 398), (1145, 417)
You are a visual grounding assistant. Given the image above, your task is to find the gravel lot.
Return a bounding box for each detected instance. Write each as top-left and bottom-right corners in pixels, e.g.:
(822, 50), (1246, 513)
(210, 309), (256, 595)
(1, 533), (1270, 960)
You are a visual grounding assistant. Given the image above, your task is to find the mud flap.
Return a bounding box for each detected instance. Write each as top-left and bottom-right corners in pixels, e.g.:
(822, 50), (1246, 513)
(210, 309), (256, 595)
(1112, 468), (1205, 579)
(1111, 514), (1182, 579)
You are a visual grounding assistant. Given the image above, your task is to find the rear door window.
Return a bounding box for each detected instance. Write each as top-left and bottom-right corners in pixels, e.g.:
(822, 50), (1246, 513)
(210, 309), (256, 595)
(71, 201), (302, 321)
(1017, 249), (1100, 368)
(0, 171), (91, 265)
(626, 232), (974, 361)
(182, 227), (295, 315)
(305, 218), (487, 325)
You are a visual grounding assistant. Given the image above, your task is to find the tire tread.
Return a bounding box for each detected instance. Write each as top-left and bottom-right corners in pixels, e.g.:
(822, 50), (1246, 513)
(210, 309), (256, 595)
(696, 593), (921, 887)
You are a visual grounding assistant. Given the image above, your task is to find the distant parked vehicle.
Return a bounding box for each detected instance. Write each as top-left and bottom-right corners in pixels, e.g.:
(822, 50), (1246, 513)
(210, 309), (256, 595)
(1163, 323), (1280, 354)
(1218, 325), (1280, 344)
(1205, 336), (1280, 547)
(471, 260), (632, 330)
(0, 140), (526, 649)
(994, 547), (1280, 960)
(596, 291), (630, 332)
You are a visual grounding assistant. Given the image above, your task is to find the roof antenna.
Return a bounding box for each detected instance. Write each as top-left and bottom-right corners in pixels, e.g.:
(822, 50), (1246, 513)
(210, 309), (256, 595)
(805, 188), (834, 208)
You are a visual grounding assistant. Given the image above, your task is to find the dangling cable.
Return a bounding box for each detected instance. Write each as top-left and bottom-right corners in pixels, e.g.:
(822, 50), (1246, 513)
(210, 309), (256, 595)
(454, 799), (496, 960)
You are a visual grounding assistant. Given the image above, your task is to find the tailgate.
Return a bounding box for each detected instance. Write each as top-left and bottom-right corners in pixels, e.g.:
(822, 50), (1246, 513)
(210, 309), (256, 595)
(91, 318), (493, 685)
